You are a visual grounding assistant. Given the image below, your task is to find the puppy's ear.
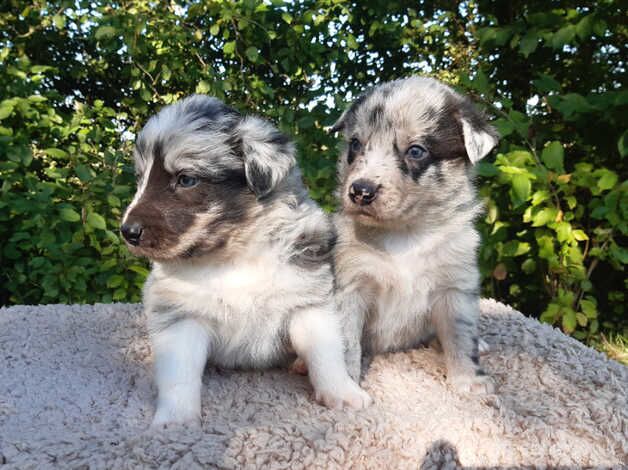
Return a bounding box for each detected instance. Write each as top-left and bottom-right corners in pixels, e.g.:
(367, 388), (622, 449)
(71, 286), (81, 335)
(330, 108), (350, 134)
(236, 116), (296, 198)
(459, 107), (499, 164)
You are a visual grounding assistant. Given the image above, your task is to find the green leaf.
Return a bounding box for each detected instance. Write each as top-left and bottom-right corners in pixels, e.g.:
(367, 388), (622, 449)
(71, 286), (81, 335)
(592, 19), (607, 36)
(597, 170), (618, 190)
(562, 309), (577, 333)
(580, 299), (597, 319)
(60, 208), (81, 222)
(346, 34), (358, 50)
(43, 148), (68, 159)
(128, 265), (149, 277)
(532, 207), (558, 227)
(493, 118), (515, 137)
(575, 15), (594, 40)
(475, 161), (499, 177)
(95, 26), (116, 40)
(531, 190), (550, 206)
(555, 222), (572, 242)
(140, 87), (152, 102)
(0, 101), (15, 120)
(572, 230), (588, 241)
(533, 73), (561, 93)
(575, 312), (588, 327)
(210, 24), (220, 36)
(540, 303), (560, 324)
(541, 141), (565, 173)
(196, 80), (210, 94)
(87, 212), (106, 230)
(519, 31), (538, 57)
(107, 274), (125, 288)
(107, 194), (121, 207)
(521, 258), (536, 274)
(474, 69), (489, 94)
(245, 46), (259, 62)
(589, 319), (599, 334)
(223, 41), (236, 55)
(551, 25), (576, 49)
(53, 14), (66, 29)
(75, 164), (93, 182)
(512, 174), (531, 202)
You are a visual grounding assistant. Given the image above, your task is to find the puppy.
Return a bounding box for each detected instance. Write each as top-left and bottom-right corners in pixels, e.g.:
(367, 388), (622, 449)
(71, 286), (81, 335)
(121, 95), (371, 428)
(332, 76), (498, 393)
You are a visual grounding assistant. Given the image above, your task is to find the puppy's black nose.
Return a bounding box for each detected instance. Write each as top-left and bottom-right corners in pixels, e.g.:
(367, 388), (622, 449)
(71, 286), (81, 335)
(349, 179), (378, 205)
(120, 222), (143, 246)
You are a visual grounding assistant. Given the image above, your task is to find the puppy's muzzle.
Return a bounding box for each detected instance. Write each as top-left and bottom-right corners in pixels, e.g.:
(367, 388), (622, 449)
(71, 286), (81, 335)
(349, 179), (379, 206)
(120, 222), (143, 246)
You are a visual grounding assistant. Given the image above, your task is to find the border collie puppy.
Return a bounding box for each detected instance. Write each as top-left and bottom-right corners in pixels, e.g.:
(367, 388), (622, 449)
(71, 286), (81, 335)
(121, 95), (371, 428)
(332, 77), (498, 393)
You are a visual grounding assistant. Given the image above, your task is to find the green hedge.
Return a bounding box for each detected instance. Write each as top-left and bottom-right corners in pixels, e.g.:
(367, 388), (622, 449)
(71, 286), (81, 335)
(0, 1), (625, 345)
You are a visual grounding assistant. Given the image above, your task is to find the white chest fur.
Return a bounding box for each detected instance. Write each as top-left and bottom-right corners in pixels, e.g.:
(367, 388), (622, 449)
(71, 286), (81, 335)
(144, 249), (330, 368)
(360, 226), (480, 352)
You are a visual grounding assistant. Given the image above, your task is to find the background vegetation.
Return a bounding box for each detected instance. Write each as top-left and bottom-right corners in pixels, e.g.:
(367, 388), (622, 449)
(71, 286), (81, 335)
(0, 1), (625, 356)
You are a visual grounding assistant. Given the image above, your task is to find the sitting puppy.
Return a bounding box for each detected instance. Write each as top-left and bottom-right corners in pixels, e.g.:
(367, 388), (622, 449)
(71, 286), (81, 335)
(332, 77), (498, 393)
(121, 95), (371, 428)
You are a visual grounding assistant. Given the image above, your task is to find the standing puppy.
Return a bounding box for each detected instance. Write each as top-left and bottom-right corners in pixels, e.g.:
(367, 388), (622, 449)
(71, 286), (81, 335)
(332, 77), (498, 393)
(121, 95), (370, 428)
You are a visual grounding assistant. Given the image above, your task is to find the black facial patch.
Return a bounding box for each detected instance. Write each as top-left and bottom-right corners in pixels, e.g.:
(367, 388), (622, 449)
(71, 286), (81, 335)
(347, 138), (363, 165)
(423, 96), (468, 162)
(185, 97), (240, 129)
(347, 149), (356, 165)
(395, 93), (479, 182)
(394, 141), (435, 182)
(245, 158), (273, 197)
(368, 104), (385, 128)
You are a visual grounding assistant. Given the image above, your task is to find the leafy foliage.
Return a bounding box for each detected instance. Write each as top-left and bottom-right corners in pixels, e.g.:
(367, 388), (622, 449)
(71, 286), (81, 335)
(0, 1), (625, 345)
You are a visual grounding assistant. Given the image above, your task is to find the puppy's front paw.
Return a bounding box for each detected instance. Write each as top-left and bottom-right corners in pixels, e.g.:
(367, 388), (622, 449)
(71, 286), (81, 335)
(150, 403), (201, 430)
(314, 380), (372, 410)
(289, 357), (308, 375)
(449, 372), (495, 395)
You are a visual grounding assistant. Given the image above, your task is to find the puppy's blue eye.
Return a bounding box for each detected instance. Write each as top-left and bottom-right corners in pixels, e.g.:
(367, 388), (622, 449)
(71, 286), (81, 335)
(407, 145), (427, 159)
(177, 174), (198, 188)
(350, 138), (362, 153)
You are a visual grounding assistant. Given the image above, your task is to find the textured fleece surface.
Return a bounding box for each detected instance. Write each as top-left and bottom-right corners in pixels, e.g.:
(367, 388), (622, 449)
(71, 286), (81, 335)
(0, 299), (626, 469)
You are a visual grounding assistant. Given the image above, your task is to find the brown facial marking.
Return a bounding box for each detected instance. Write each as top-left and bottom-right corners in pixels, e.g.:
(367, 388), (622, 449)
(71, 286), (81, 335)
(124, 143), (254, 260)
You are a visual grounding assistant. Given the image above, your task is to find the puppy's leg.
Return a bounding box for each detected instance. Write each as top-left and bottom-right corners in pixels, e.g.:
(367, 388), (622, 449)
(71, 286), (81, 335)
(337, 288), (368, 382)
(289, 305), (372, 409)
(150, 318), (211, 428)
(430, 290), (494, 394)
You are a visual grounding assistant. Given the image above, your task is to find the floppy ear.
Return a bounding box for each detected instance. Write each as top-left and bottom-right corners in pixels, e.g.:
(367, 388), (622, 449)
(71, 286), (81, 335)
(459, 111), (499, 164)
(236, 116), (296, 198)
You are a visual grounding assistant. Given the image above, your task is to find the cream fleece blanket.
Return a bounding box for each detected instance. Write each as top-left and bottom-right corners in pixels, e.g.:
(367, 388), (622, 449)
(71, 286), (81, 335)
(0, 299), (626, 469)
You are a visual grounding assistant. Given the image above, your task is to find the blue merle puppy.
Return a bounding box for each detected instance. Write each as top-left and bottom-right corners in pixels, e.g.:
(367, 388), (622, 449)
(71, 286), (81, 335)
(332, 76), (498, 393)
(121, 96), (371, 428)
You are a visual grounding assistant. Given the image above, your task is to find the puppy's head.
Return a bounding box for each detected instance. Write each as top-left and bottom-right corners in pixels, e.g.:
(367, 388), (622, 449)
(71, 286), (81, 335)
(333, 76), (498, 228)
(120, 95), (295, 261)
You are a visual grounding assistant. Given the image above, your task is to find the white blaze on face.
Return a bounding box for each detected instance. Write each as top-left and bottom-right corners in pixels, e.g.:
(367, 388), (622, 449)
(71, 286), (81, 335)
(122, 156), (154, 224)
